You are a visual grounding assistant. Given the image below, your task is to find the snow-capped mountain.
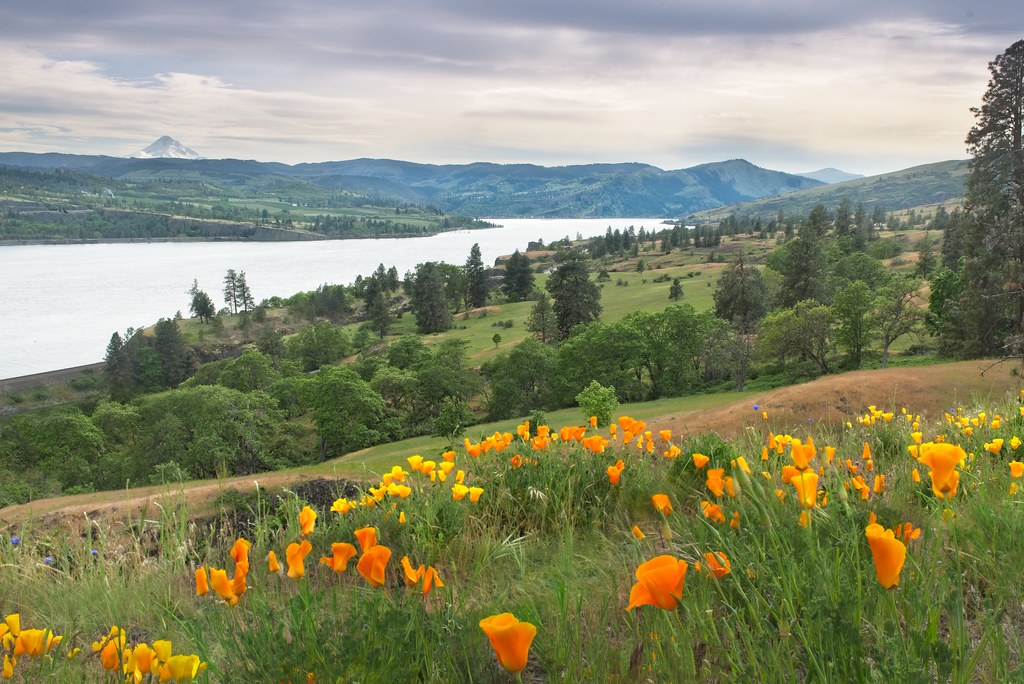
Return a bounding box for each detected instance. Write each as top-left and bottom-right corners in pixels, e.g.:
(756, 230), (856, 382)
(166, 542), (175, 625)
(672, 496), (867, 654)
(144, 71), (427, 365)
(130, 136), (203, 160)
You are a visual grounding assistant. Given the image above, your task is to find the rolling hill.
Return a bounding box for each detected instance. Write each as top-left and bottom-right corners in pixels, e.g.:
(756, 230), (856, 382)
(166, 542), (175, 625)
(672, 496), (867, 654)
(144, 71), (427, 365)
(0, 152), (822, 218)
(691, 159), (968, 220)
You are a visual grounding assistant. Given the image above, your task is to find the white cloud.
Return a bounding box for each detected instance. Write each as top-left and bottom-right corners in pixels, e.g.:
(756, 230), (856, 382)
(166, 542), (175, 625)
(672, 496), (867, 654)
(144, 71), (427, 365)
(0, 15), (1009, 174)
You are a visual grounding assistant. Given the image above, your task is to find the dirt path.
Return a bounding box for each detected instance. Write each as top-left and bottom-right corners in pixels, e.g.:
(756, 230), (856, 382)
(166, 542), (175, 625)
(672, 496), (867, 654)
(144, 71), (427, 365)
(3, 359), (1019, 531)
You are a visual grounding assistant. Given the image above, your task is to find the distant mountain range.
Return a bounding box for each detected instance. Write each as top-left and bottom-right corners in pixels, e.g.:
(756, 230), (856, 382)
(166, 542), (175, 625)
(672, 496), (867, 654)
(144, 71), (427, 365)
(0, 151), (823, 217)
(0, 147), (965, 218)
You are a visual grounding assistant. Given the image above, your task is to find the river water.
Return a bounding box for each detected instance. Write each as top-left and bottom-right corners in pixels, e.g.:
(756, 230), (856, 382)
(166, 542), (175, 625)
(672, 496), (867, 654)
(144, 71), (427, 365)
(0, 218), (663, 379)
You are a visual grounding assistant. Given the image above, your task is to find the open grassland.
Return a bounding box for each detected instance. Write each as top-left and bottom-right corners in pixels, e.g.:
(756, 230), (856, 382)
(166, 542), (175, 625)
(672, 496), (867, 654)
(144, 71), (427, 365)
(2, 358), (1024, 680)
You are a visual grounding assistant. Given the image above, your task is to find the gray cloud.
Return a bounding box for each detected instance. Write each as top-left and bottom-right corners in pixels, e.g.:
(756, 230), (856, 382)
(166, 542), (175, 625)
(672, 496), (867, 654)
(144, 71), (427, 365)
(0, 2), (1015, 174)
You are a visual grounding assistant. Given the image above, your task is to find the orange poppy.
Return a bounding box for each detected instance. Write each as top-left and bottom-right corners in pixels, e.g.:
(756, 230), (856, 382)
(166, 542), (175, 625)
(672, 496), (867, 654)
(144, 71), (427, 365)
(626, 555), (688, 611)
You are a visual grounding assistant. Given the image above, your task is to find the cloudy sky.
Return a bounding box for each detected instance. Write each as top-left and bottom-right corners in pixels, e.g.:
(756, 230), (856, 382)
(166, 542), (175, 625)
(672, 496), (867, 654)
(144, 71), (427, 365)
(0, 1), (1019, 175)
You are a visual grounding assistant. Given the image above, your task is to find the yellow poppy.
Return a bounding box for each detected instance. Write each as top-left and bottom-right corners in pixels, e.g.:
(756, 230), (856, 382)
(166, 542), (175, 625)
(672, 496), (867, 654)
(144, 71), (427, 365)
(401, 555), (424, 585)
(452, 484), (470, 501)
(468, 486), (485, 503)
(706, 468), (726, 497)
(1011, 461), (1024, 478)
(693, 452), (709, 468)
(268, 551), (280, 573)
(631, 525), (645, 539)
(917, 442), (965, 499)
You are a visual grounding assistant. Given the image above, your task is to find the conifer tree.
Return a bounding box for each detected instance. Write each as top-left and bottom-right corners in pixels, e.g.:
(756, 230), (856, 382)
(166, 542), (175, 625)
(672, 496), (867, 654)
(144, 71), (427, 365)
(465, 243), (488, 309)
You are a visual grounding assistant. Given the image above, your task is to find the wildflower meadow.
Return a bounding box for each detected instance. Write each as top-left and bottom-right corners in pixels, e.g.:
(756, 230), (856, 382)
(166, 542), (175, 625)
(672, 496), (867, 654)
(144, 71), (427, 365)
(4, 395), (1024, 682)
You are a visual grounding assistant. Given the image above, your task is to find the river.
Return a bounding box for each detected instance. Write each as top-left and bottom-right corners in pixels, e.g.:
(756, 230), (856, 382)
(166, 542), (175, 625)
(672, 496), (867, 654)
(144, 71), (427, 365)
(0, 218), (664, 379)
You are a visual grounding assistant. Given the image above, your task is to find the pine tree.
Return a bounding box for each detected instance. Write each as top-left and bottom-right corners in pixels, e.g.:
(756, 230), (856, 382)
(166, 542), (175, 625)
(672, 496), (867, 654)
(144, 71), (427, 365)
(153, 318), (191, 387)
(223, 269), (238, 314)
(545, 250), (601, 340)
(188, 279), (216, 323)
(526, 292), (558, 344)
(502, 249), (535, 301)
(942, 39), (1024, 355)
(668, 278), (683, 301)
(104, 331), (134, 400)
(236, 271), (256, 313)
(364, 277), (392, 338)
(464, 243), (488, 309)
(412, 262), (453, 333)
(713, 254), (768, 334)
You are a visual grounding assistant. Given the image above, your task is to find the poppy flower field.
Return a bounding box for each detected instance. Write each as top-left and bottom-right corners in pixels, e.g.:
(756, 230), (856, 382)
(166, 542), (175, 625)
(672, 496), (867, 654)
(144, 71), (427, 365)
(3, 397), (1024, 681)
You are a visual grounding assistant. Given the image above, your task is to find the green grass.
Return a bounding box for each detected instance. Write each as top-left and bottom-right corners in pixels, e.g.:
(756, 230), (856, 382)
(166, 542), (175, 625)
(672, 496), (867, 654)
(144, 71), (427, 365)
(4, 392), (1024, 681)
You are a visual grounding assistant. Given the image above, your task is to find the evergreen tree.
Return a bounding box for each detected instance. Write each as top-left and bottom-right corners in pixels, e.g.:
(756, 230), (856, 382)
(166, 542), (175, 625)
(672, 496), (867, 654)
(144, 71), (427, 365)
(526, 292), (558, 343)
(464, 243), (488, 309)
(412, 262), (453, 333)
(834, 197), (852, 237)
(713, 254), (768, 334)
(236, 271), (256, 313)
(545, 250), (601, 340)
(364, 277), (392, 339)
(223, 269), (239, 313)
(153, 318), (191, 387)
(778, 206), (828, 307)
(668, 277), (683, 301)
(502, 249), (535, 301)
(949, 39), (1024, 355)
(187, 279), (216, 323)
(104, 331), (134, 400)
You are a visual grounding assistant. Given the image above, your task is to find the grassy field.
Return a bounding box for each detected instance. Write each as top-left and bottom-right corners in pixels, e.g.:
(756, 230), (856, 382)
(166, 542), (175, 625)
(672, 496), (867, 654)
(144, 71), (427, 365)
(2, 371), (1024, 681)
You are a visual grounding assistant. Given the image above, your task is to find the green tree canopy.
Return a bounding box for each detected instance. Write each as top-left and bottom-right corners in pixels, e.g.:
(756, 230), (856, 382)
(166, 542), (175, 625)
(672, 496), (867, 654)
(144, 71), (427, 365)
(546, 250), (601, 341)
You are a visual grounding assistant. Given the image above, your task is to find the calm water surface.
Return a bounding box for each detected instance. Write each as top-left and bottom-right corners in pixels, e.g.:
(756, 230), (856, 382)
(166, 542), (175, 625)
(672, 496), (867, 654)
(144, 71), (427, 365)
(0, 218), (664, 379)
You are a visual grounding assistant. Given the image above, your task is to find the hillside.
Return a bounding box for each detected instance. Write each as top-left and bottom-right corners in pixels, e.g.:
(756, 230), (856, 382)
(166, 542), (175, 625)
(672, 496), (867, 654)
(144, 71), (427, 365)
(0, 152), (823, 218)
(1, 359), (1017, 528)
(691, 159), (968, 220)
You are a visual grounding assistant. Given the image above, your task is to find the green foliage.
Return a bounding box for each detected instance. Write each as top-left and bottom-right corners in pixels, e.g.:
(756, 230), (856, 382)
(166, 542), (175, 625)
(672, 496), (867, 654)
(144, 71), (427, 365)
(432, 396), (475, 444)
(502, 249), (535, 301)
(411, 262), (453, 333)
(288, 321), (350, 372)
(465, 242), (488, 309)
(575, 380), (618, 427)
(713, 254), (767, 333)
(832, 280), (875, 368)
(309, 366), (393, 460)
(546, 250), (602, 340)
(759, 300), (834, 375)
(526, 291), (558, 343)
(482, 337), (560, 420)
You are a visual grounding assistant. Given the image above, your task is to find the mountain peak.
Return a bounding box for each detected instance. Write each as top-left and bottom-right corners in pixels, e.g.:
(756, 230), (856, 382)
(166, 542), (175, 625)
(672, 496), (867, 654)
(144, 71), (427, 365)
(797, 168), (864, 184)
(130, 136), (203, 160)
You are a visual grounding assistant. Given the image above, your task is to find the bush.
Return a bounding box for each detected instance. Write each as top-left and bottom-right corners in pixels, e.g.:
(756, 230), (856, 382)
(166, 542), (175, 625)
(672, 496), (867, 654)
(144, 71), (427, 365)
(575, 380), (618, 427)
